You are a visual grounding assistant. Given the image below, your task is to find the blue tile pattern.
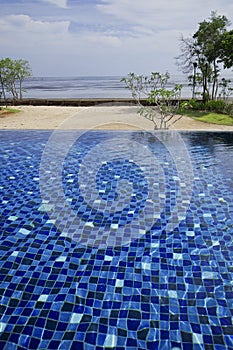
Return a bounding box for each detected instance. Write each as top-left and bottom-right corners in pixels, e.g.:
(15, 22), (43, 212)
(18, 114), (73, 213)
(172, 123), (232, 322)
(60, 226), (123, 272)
(0, 130), (233, 349)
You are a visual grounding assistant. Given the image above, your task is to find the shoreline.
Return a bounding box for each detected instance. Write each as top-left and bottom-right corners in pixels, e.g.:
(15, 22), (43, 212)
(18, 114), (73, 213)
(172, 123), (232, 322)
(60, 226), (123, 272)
(0, 97), (193, 107)
(1, 97), (232, 107)
(0, 98), (137, 107)
(1, 105), (233, 131)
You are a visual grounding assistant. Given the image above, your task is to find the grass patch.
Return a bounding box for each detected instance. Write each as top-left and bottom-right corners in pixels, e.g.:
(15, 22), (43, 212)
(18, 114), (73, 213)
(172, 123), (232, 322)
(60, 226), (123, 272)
(179, 109), (233, 126)
(0, 107), (20, 116)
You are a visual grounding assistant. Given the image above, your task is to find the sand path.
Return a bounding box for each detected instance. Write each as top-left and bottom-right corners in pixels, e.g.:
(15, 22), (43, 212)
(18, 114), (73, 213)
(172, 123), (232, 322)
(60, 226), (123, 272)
(1, 105), (233, 131)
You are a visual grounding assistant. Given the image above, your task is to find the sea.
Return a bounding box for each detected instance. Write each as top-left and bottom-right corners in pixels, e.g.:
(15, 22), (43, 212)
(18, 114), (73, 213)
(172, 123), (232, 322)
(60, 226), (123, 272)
(20, 74), (233, 99)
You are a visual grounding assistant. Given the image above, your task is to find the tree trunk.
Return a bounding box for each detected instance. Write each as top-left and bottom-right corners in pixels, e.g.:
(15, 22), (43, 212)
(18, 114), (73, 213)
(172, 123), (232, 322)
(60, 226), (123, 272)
(0, 73), (7, 107)
(202, 64), (210, 102)
(211, 60), (218, 100)
(19, 80), (22, 100)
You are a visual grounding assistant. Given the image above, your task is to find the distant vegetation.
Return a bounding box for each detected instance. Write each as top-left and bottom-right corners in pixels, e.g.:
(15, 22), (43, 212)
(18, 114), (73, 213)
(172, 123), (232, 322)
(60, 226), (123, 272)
(177, 101), (233, 126)
(176, 11), (233, 102)
(122, 11), (233, 129)
(0, 58), (32, 106)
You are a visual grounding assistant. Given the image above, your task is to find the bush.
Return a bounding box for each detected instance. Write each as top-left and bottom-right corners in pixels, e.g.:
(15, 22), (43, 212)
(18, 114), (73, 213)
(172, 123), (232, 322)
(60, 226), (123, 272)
(223, 102), (233, 117)
(186, 99), (233, 116)
(204, 100), (226, 112)
(187, 99), (205, 110)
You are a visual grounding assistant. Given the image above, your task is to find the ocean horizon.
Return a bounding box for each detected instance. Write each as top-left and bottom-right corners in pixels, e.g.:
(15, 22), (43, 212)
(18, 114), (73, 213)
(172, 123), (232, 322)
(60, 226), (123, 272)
(20, 74), (233, 100)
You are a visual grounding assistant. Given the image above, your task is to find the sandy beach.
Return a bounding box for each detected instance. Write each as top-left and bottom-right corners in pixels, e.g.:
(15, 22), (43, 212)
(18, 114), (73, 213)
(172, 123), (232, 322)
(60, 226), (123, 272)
(1, 105), (233, 131)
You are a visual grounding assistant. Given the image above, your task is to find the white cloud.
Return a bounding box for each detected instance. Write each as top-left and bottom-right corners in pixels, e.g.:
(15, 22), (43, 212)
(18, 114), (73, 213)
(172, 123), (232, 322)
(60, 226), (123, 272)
(0, 14), (69, 33)
(83, 32), (122, 47)
(0, 0), (232, 76)
(0, 13), (125, 75)
(98, 0), (194, 28)
(97, 0), (233, 33)
(40, 0), (68, 8)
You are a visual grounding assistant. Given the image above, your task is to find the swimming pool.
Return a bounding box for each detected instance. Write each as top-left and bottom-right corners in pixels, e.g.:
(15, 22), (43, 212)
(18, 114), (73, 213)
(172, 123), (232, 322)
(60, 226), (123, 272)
(0, 130), (233, 349)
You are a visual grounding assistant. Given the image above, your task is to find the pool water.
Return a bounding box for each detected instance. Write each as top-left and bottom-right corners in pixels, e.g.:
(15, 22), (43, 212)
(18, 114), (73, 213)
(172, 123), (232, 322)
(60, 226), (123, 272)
(0, 130), (233, 350)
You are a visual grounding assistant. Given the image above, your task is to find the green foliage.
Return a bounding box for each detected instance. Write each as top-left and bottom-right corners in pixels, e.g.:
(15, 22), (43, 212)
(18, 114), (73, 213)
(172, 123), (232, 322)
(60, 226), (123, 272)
(0, 107), (20, 114)
(193, 113), (233, 125)
(204, 100), (226, 112)
(193, 11), (229, 62)
(223, 102), (233, 117)
(179, 98), (233, 117)
(219, 78), (233, 100)
(121, 72), (183, 129)
(0, 57), (32, 103)
(177, 11), (233, 102)
(185, 98), (205, 110)
(220, 30), (233, 68)
(178, 108), (233, 125)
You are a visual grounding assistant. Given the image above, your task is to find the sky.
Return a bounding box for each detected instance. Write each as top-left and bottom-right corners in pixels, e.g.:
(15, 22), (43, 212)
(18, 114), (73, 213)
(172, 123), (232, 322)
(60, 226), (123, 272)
(0, 0), (233, 77)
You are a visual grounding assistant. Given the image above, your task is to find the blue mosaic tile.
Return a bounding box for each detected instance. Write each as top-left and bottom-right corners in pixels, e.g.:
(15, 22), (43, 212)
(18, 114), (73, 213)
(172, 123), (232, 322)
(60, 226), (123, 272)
(0, 130), (233, 349)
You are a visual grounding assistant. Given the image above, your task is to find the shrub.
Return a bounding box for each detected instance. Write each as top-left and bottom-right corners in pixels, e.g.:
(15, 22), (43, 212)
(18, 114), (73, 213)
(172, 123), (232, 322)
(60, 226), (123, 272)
(204, 100), (226, 112)
(223, 102), (233, 117)
(187, 99), (233, 116)
(187, 99), (204, 110)
(121, 72), (183, 129)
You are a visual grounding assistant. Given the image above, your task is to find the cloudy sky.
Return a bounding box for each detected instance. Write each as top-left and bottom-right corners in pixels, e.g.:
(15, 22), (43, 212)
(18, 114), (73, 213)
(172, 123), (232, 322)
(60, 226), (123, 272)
(0, 0), (233, 76)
